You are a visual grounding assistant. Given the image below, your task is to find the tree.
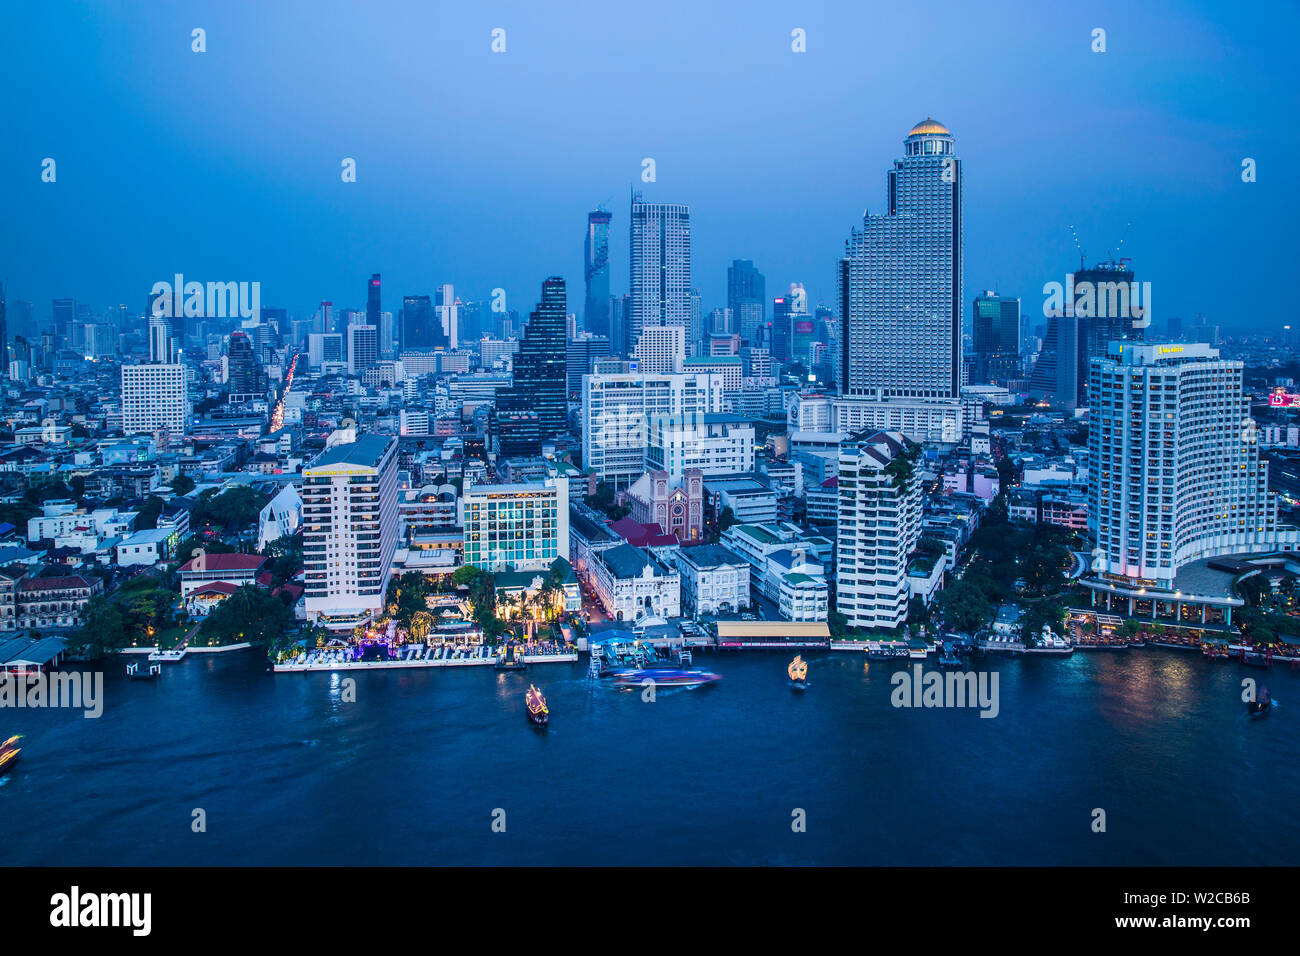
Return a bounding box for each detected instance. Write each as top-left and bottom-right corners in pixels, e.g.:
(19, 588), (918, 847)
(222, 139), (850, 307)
(716, 506), (738, 535)
(192, 486), (266, 535)
(202, 585), (292, 647)
(170, 475), (196, 496)
(408, 611), (433, 642)
(68, 596), (130, 658)
(937, 580), (993, 634)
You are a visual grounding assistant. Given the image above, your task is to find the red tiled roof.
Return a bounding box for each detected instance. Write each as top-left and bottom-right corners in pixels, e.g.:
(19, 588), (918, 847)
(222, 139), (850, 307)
(179, 553), (268, 574)
(189, 582), (239, 598)
(19, 575), (96, 592)
(821, 475), (839, 488)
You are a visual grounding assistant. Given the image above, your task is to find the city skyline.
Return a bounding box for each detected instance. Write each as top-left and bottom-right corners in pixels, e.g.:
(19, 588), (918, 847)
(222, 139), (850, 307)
(3, 2), (1297, 334)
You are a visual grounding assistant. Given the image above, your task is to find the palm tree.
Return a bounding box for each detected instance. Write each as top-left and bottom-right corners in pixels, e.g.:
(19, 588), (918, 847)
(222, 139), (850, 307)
(409, 611), (433, 643)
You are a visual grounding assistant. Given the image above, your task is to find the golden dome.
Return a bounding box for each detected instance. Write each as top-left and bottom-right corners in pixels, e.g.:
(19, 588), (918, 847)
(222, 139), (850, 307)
(907, 117), (950, 137)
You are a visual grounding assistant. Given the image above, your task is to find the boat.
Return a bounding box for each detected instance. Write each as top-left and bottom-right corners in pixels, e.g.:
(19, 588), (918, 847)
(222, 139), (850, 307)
(0, 735), (21, 775)
(1248, 686), (1274, 717)
(937, 644), (964, 668)
(788, 655), (808, 689)
(525, 684), (549, 727)
(611, 667), (721, 690)
(867, 645), (909, 660)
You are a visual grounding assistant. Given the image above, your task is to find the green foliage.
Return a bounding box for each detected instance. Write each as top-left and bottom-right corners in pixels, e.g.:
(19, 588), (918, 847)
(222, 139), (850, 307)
(134, 495), (166, 531)
(716, 506), (738, 535)
(201, 585), (292, 648)
(192, 486), (266, 534)
(586, 482), (630, 522)
(170, 475), (196, 496)
(175, 535), (234, 566)
(938, 580), (993, 634)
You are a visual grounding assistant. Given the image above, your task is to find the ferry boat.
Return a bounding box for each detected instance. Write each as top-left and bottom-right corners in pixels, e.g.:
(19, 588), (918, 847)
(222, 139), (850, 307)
(525, 684), (549, 727)
(788, 655), (808, 690)
(1248, 686), (1274, 717)
(611, 667), (721, 690)
(0, 735), (22, 775)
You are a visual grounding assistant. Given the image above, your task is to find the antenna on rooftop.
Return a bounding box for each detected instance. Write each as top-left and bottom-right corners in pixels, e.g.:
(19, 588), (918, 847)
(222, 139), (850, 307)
(1068, 225), (1086, 270)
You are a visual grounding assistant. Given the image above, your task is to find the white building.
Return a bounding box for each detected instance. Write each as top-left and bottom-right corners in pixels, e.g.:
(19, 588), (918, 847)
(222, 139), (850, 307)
(646, 413), (755, 480)
(673, 544), (750, 616)
(1089, 342), (1295, 588)
(459, 477), (570, 573)
(115, 528), (176, 568)
(629, 199), (691, 351)
(122, 363), (190, 436)
(632, 323), (685, 374)
(302, 434), (400, 630)
(582, 371), (726, 487)
(836, 430), (922, 630)
(590, 542), (681, 623)
(257, 484), (303, 551)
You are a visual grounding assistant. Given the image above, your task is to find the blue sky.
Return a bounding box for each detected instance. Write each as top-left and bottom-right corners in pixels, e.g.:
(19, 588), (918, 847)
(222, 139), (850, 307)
(2, 0), (1297, 333)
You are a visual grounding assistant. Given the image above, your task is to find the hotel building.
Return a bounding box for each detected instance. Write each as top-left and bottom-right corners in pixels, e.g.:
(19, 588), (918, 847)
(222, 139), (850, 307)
(460, 476), (570, 573)
(302, 435), (401, 630)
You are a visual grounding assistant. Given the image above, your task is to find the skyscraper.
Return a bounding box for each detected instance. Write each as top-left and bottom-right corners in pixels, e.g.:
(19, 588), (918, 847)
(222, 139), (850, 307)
(584, 209), (613, 338)
(436, 284), (459, 348)
(1086, 342), (1294, 602)
(728, 259), (766, 349)
(401, 295), (441, 350)
(52, 298), (76, 349)
(972, 291), (1021, 384)
(498, 277), (568, 453)
(227, 331), (262, 395)
(837, 118), (962, 400)
(366, 274), (381, 326)
(629, 196), (691, 352)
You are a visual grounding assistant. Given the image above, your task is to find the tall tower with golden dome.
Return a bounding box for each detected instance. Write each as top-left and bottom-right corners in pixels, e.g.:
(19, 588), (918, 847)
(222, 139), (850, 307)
(835, 118), (964, 410)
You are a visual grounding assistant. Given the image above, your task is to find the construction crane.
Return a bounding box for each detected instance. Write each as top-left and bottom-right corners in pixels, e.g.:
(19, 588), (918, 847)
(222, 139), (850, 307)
(1068, 225), (1086, 270)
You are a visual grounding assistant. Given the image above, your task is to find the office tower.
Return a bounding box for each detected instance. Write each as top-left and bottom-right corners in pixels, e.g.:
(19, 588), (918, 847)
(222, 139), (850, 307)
(401, 295), (440, 351)
(1088, 342), (1285, 594)
(1030, 260), (1144, 407)
(479, 336), (519, 370)
(632, 323), (685, 374)
(582, 370), (727, 487)
(497, 277), (568, 453)
(148, 315), (175, 363)
(836, 430), (922, 629)
(629, 195), (691, 350)
(459, 299), (484, 343)
(315, 301), (333, 335)
(366, 274), (381, 326)
(460, 476), (570, 572)
(584, 209), (613, 338)
(308, 332), (344, 369)
(226, 331), (262, 395)
(347, 322), (378, 374)
(837, 118), (962, 402)
(972, 291), (1022, 384)
(435, 284), (459, 348)
(52, 298), (76, 348)
(646, 412), (755, 480)
(302, 435), (400, 629)
(728, 259), (766, 348)
(689, 288), (703, 356)
(609, 294), (630, 357)
(708, 307), (733, 336)
(566, 333), (611, 394)
(772, 293), (792, 362)
(0, 283), (7, 371)
(122, 363), (190, 436)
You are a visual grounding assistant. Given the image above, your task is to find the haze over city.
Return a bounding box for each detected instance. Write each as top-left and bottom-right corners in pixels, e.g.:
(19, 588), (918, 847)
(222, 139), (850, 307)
(3, 0), (1297, 330)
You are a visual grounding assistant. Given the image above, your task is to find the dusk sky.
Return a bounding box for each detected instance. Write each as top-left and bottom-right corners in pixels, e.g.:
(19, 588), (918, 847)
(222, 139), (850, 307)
(3, 0), (1297, 332)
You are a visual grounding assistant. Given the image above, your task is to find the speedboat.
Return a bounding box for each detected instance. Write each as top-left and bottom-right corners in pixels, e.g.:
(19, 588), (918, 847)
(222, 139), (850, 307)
(0, 735), (22, 774)
(611, 668), (721, 690)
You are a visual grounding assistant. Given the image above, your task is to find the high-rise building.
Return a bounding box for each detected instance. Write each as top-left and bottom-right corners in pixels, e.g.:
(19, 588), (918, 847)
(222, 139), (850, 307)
(566, 333), (612, 395)
(629, 196), (691, 351)
(972, 291), (1021, 385)
(728, 260), (766, 348)
(366, 274), (381, 326)
(1087, 342), (1288, 592)
(689, 288), (703, 356)
(836, 430), (922, 629)
(646, 412), (756, 480)
(1030, 260), (1145, 407)
(436, 284), (459, 348)
(460, 476), (570, 572)
(402, 295), (443, 351)
(302, 435), (400, 630)
(148, 315), (175, 363)
(582, 370), (726, 487)
(308, 332), (344, 369)
(0, 283), (7, 372)
(348, 322), (378, 375)
(52, 298), (76, 349)
(584, 209), (613, 338)
(122, 363), (190, 436)
(837, 118), (962, 401)
(227, 331), (262, 395)
(632, 323), (685, 374)
(496, 277), (568, 455)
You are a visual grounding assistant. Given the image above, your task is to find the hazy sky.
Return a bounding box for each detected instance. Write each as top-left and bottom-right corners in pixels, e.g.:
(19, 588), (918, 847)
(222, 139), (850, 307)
(3, 0), (1297, 334)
